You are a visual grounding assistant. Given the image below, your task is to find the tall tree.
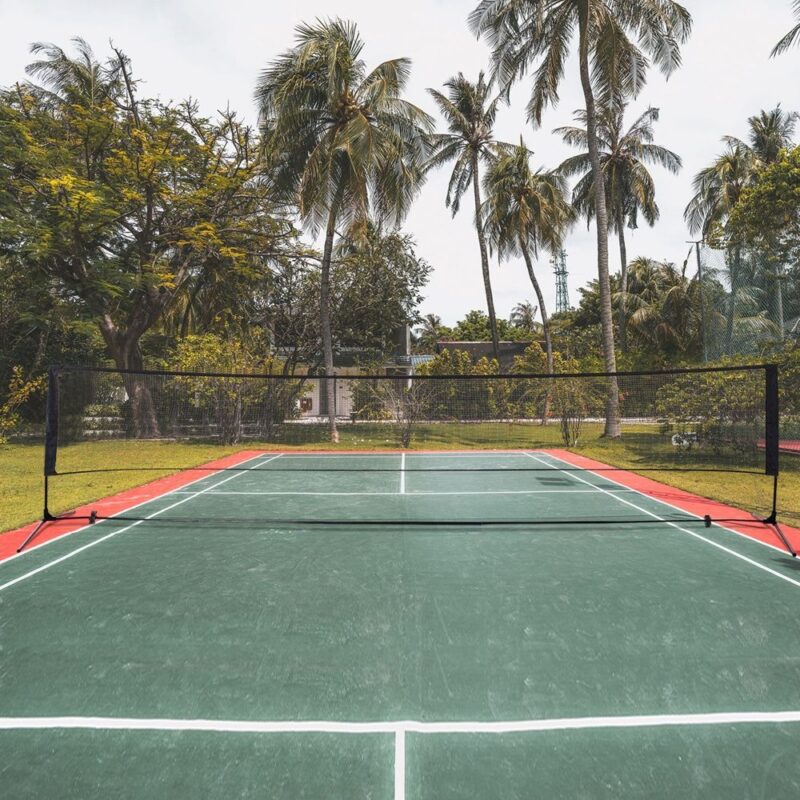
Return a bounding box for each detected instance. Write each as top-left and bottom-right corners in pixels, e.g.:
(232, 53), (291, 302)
(426, 72), (509, 360)
(416, 313), (448, 352)
(256, 20), (432, 441)
(470, 0), (692, 437)
(556, 106), (681, 351)
(772, 1), (800, 56)
(0, 40), (286, 436)
(510, 301), (540, 332)
(482, 139), (572, 376)
(686, 108), (796, 351)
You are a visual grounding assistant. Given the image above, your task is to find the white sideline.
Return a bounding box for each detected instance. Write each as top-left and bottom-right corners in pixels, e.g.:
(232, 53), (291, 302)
(543, 451), (791, 556)
(527, 453), (800, 590)
(3, 710), (800, 733)
(0, 454), (282, 594)
(0, 452), (273, 568)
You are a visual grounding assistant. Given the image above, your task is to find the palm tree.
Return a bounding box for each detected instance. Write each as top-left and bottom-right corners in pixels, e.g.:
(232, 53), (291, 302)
(772, 1), (800, 56)
(469, 0), (692, 437)
(725, 106), (798, 167)
(555, 106), (682, 351)
(416, 313), (445, 351)
(686, 108), (796, 351)
(256, 20), (433, 441)
(482, 139), (573, 376)
(426, 72), (510, 360)
(510, 301), (539, 332)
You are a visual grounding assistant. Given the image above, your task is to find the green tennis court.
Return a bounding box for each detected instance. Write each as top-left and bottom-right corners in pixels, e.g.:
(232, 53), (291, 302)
(3, 450), (800, 798)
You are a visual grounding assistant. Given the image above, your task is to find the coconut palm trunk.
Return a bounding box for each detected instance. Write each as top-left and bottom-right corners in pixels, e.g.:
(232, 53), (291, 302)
(471, 156), (501, 361)
(521, 244), (553, 422)
(578, 9), (620, 437)
(616, 206), (629, 353)
(320, 187), (344, 443)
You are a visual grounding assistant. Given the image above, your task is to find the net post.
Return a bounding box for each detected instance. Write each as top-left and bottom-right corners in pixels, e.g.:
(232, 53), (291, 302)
(19, 367), (60, 553)
(762, 365), (793, 556)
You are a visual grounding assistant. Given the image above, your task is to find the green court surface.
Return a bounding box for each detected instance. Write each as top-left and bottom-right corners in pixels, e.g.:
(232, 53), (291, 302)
(2, 451), (800, 798)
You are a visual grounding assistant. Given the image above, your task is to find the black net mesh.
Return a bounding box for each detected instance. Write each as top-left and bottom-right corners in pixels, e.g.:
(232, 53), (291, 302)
(41, 365), (780, 528)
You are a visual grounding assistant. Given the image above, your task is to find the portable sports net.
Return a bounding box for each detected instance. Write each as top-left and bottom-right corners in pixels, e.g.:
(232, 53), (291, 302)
(31, 364), (782, 544)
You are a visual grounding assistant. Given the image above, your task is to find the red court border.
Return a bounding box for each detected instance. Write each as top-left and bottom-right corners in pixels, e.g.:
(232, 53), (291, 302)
(547, 449), (800, 553)
(1, 448), (797, 563)
(0, 450), (264, 562)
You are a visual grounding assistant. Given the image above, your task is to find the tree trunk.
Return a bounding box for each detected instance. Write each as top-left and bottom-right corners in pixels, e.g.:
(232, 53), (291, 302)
(521, 244), (553, 423)
(320, 186), (344, 443)
(98, 321), (160, 438)
(616, 207), (629, 353)
(471, 153), (500, 361)
(578, 7), (620, 437)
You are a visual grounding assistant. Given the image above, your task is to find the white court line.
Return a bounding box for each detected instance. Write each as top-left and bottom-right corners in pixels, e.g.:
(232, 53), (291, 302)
(0, 452), (271, 569)
(3, 710), (800, 734)
(544, 451), (792, 557)
(527, 453), (800, 590)
(394, 729), (405, 800)
(0, 454), (282, 594)
(169, 489), (605, 497)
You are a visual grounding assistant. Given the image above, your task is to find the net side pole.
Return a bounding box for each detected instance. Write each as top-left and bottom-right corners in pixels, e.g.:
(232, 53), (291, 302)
(763, 365), (793, 556)
(18, 367), (60, 552)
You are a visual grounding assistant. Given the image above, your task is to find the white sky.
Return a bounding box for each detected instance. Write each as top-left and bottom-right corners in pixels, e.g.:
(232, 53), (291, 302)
(1, 0), (798, 325)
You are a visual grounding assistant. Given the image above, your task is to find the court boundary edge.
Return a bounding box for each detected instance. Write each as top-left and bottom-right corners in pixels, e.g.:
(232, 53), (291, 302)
(0, 450), (268, 564)
(545, 449), (800, 552)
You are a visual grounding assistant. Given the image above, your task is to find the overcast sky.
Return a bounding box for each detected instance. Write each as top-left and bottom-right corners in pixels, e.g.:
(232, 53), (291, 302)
(2, 0), (798, 325)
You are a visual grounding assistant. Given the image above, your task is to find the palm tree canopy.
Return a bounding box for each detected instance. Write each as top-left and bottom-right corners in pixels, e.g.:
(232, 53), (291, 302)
(556, 105), (681, 232)
(772, 0), (800, 56)
(510, 301), (540, 330)
(685, 106), (797, 236)
(468, 0), (692, 125)
(482, 138), (573, 259)
(256, 18), (434, 233)
(684, 143), (754, 237)
(724, 105), (798, 166)
(426, 72), (510, 215)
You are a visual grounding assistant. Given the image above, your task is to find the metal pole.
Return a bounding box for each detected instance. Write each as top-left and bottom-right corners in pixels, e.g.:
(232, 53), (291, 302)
(694, 241), (709, 363)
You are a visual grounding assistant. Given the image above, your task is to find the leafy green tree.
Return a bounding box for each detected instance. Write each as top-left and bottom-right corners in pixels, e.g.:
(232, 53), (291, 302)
(332, 222), (431, 354)
(0, 40), (286, 436)
(470, 0), (692, 437)
(450, 310), (530, 342)
(686, 108), (797, 352)
(556, 106), (681, 351)
(482, 139), (572, 374)
(729, 146), (800, 265)
(619, 258), (703, 358)
(256, 19), (433, 442)
(167, 333), (302, 444)
(426, 72), (510, 360)
(772, 1), (800, 56)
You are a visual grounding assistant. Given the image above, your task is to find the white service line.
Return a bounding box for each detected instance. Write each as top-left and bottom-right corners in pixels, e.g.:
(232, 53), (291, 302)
(0, 454), (282, 594)
(527, 453), (800, 590)
(394, 729), (406, 800)
(400, 453), (406, 495)
(3, 710), (800, 734)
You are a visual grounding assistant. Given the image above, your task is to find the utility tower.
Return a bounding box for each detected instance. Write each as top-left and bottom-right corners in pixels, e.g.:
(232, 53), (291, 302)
(551, 249), (570, 314)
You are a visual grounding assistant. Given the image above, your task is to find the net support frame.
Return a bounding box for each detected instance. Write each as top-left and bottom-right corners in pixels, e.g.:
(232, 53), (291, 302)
(19, 362), (789, 553)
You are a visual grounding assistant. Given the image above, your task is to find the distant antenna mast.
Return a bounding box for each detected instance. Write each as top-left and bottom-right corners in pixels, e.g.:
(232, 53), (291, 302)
(552, 249), (570, 313)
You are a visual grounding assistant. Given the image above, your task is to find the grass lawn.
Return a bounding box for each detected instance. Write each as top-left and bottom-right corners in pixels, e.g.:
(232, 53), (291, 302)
(1, 424), (797, 534)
